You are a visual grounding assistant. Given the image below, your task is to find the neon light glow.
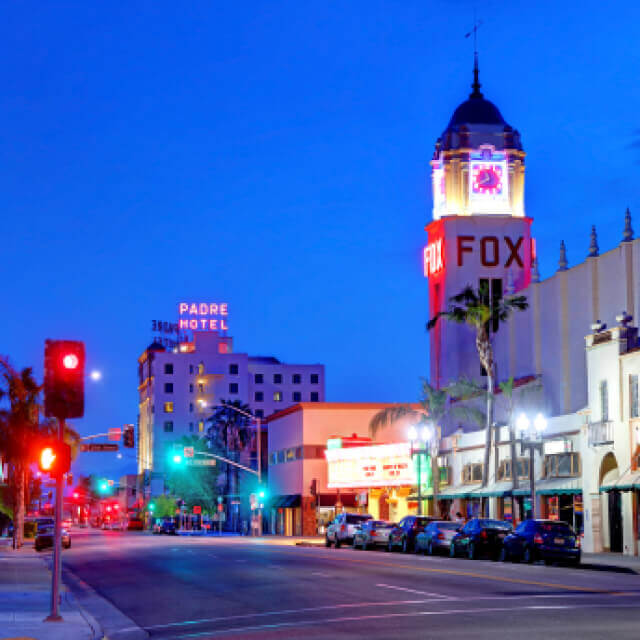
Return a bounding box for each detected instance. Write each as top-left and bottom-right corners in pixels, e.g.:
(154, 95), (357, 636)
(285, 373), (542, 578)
(423, 238), (444, 278)
(325, 442), (417, 489)
(178, 302), (230, 332)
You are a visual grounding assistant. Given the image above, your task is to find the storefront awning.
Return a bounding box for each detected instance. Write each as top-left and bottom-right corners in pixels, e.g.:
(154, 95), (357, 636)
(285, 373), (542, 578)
(437, 485), (483, 500)
(270, 494), (301, 508)
(600, 471), (640, 492)
(474, 481), (515, 498)
(535, 478), (582, 496)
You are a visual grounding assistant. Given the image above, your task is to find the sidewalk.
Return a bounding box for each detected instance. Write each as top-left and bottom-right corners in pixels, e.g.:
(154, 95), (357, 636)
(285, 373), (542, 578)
(0, 548), (98, 640)
(582, 552), (640, 573)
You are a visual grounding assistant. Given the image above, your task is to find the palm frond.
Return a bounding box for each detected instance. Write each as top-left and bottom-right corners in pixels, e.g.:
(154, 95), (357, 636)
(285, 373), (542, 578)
(369, 405), (421, 438)
(450, 404), (486, 428)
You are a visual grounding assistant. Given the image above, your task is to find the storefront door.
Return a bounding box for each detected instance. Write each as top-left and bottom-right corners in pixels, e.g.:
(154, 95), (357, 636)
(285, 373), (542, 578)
(608, 490), (623, 552)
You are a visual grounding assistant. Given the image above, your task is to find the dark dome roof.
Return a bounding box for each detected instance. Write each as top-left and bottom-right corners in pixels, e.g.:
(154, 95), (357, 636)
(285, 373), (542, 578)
(446, 94), (506, 129)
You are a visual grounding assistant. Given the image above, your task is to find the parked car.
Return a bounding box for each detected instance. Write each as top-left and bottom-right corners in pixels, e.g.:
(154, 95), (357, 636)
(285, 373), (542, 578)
(388, 516), (436, 553)
(450, 518), (512, 560)
(325, 513), (372, 547)
(35, 523), (71, 551)
(62, 518), (73, 530)
(416, 520), (461, 555)
(501, 519), (580, 565)
(153, 518), (177, 535)
(352, 520), (395, 550)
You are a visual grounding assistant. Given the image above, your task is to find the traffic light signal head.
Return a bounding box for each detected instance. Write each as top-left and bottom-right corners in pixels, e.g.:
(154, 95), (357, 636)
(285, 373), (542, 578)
(44, 340), (85, 419)
(123, 424), (135, 448)
(37, 440), (71, 476)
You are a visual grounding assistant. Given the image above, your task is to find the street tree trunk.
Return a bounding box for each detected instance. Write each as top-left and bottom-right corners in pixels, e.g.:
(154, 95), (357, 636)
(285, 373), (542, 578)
(14, 463), (25, 549)
(476, 326), (494, 489)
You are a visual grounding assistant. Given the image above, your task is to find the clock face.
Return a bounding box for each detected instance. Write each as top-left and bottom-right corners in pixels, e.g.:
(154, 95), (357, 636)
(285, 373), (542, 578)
(471, 163), (504, 195)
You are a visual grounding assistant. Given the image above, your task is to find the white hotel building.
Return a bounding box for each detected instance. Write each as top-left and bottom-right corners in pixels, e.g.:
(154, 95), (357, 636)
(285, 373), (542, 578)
(137, 330), (324, 495)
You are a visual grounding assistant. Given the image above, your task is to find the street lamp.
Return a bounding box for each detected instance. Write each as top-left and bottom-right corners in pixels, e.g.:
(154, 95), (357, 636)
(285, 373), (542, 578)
(516, 412), (547, 519)
(408, 423), (433, 516)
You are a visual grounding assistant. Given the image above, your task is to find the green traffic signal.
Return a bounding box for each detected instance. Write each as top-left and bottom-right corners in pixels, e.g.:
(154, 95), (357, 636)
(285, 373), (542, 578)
(99, 481), (109, 493)
(172, 454), (183, 465)
(148, 502), (155, 511)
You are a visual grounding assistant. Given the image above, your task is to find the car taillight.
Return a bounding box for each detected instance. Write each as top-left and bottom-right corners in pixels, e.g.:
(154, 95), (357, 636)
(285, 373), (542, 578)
(534, 533), (543, 545)
(371, 531), (377, 537)
(480, 530), (487, 539)
(437, 533), (445, 540)
(576, 537), (581, 548)
(340, 525), (346, 532)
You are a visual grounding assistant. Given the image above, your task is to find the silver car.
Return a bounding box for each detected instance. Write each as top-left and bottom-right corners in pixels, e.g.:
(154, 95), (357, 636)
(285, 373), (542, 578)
(325, 513), (372, 547)
(352, 520), (395, 550)
(415, 520), (461, 555)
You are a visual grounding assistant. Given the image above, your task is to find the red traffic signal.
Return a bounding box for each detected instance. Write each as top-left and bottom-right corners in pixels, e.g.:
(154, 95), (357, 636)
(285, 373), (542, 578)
(123, 424), (135, 448)
(44, 340), (85, 419)
(37, 440), (71, 476)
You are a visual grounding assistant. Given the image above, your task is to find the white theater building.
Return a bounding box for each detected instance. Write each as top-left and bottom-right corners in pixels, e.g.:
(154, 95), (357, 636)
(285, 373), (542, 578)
(422, 63), (640, 554)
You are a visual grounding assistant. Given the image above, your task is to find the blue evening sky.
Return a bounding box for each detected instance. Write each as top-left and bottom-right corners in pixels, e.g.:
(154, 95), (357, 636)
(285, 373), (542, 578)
(1, 1), (638, 479)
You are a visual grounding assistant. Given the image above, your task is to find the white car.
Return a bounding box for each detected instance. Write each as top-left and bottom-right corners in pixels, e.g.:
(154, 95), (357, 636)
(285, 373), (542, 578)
(325, 513), (372, 547)
(352, 520), (396, 550)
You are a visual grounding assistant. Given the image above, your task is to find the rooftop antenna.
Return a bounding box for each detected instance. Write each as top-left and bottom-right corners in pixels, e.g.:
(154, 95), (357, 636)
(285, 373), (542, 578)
(465, 11), (483, 97)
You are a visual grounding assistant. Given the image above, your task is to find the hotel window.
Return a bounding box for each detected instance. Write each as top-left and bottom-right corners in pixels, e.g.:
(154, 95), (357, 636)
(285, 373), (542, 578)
(229, 383), (238, 394)
(273, 373), (282, 384)
(310, 392), (319, 402)
(292, 374), (301, 384)
(269, 453), (277, 465)
(189, 422), (194, 432)
(462, 463), (483, 484)
(163, 421), (173, 433)
(293, 391), (301, 402)
(189, 402), (193, 412)
(189, 383), (194, 393)
(277, 450), (285, 464)
(631, 375), (639, 418)
(229, 363), (239, 375)
(189, 365), (194, 374)
(600, 380), (609, 421)
(543, 453), (580, 477)
(218, 342), (229, 354)
(163, 402), (174, 413)
(198, 420), (204, 433)
(164, 363), (174, 375)
(255, 409), (264, 418)
(310, 373), (319, 384)
(255, 373), (263, 384)
(198, 362), (204, 375)
(164, 383), (173, 393)
(498, 458), (530, 480)
(198, 383), (204, 393)
(273, 391), (283, 402)
(255, 391), (263, 402)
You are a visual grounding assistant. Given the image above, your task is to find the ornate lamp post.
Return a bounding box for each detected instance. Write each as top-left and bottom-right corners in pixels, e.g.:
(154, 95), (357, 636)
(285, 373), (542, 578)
(515, 412), (547, 519)
(408, 424), (433, 516)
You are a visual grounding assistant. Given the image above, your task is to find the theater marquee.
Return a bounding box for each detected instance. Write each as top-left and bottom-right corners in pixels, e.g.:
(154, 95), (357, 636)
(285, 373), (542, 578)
(325, 442), (416, 489)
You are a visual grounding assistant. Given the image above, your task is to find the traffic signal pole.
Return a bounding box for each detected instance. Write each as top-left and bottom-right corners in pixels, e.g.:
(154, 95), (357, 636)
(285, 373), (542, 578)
(46, 416), (65, 622)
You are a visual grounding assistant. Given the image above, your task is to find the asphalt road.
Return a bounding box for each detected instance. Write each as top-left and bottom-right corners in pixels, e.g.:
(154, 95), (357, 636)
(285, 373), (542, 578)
(61, 529), (640, 640)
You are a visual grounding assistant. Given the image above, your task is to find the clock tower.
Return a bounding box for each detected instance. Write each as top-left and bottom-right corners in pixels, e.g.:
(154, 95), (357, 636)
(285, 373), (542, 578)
(425, 63), (533, 388)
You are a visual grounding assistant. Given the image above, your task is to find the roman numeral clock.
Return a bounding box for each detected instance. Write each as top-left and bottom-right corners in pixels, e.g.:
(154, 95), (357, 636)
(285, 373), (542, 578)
(424, 67), (533, 388)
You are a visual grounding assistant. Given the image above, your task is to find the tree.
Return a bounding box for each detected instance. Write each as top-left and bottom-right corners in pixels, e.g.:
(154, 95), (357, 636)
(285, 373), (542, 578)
(427, 284), (528, 488)
(206, 399), (253, 527)
(146, 495), (176, 519)
(369, 379), (484, 516)
(166, 435), (220, 515)
(0, 356), (81, 549)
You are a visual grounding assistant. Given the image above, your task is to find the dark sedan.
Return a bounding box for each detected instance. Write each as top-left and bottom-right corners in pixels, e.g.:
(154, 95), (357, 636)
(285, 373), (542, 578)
(35, 525), (71, 551)
(501, 519), (580, 565)
(416, 520), (460, 555)
(449, 518), (512, 560)
(388, 516), (436, 553)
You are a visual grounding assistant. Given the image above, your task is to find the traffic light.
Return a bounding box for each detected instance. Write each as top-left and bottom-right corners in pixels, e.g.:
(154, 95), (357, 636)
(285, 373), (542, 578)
(44, 340), (85, 419)
(123, 424), (135, 448)
(37, 440), (71, 476)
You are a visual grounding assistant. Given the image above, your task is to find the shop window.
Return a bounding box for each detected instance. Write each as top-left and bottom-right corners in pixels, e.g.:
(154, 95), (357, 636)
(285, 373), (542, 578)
(255, 373), (263, 384)
(543, 453), (580, 477)
(462, 463), (483, 484)
(164, 363), (173, 375)
(310, 373), (319, 384)
(163, 421), (173, 433)
(163, 402), (174, 413)
(630, 374), (639, 418)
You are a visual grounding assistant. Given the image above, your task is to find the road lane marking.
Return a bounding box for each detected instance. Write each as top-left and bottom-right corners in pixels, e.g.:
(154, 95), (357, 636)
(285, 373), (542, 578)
(165, 602), (640, 638)
(376, 583), (451, 599)
(311, 571), (331, 577)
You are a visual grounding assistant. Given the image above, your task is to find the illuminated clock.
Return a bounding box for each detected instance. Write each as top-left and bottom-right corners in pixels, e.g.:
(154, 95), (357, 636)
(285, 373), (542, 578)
(471, 164), (503, 195)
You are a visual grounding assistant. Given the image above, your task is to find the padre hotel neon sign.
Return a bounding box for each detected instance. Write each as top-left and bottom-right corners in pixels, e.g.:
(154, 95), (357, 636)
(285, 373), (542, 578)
(178, 302), (229, 331)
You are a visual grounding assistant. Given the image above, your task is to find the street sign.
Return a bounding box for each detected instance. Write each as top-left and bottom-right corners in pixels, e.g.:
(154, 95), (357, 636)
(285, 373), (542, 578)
(80, 443), (119, 452)
(108, 479), (114, 487)
(193, 505), (201, 515)
(187, 458), (215, 466)
(108, 428), (122, 441)
(183, 446), (194, 458)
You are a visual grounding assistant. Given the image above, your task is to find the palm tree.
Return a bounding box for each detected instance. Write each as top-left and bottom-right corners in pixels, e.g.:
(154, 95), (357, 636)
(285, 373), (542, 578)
(369, 379), (484, 517)
(427, 284), (528, 488)
(206, 399), (253, 529)
(0, 358), (43, 549)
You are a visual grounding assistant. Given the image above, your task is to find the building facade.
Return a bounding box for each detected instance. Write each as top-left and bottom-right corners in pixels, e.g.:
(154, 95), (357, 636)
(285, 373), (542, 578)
(137, 330), (325, 496)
